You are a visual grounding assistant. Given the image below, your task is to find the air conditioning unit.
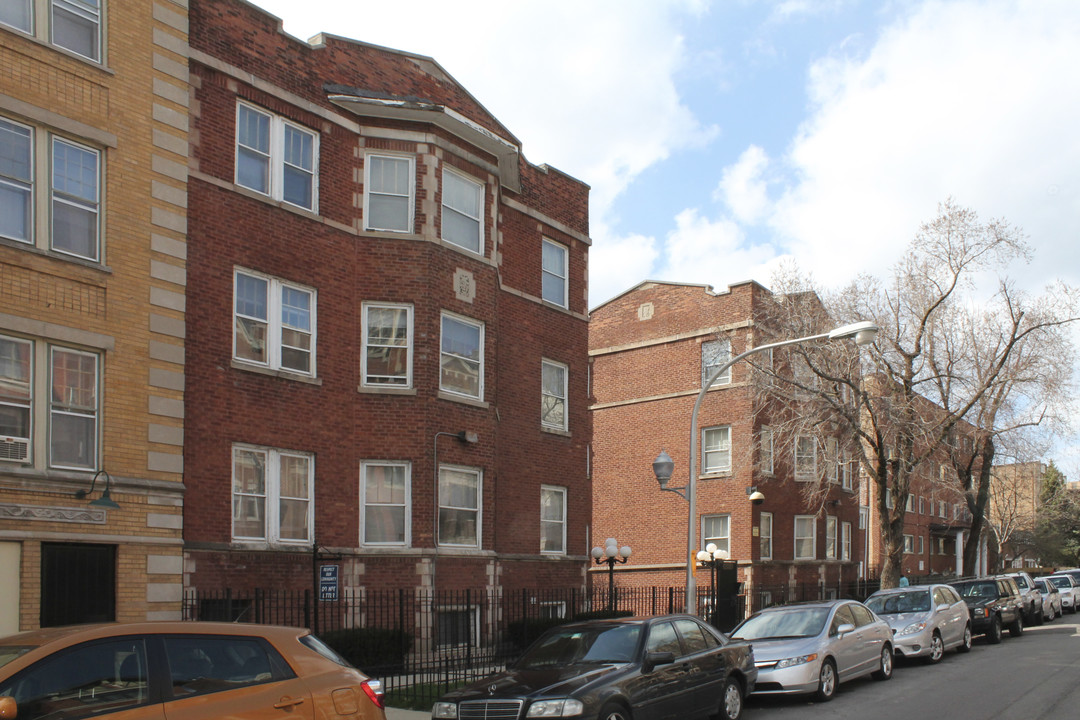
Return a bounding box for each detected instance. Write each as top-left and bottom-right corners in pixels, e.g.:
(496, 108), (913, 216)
(0, 437), (30, 462)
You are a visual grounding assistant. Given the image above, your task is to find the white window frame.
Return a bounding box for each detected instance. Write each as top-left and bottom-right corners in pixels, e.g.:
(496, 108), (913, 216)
(826, 515), (837, 559)
(439, 312), (484, 400)
(231, 444), (314, 546)
(50, 135), (101, 262)
(859, 506), (868, 530)
(51, 0), (102, 61)
(826, 438), (838, 483)
(438, 465), (481, 548)
(541, 359), (568, 431)
(939, 500), (947, 518)
(702, 425), (731, 474)
(905, 494), (915, 512)
(0, 117), (34, 247)
(759, 512), (773, 560)
(886, 489), (894, 509)
(702, 514), (730, 556)
(540, 485), (567, 555)
(360, 460), (411, 546)
(48, 344), (99, 470)
(363, 153), (414, 233)
(233, 269), (317, 377)
(0, 335), (33, 464)
(841, 521), (852, 561)
(795, 435), (817, 481)
(702, 338), (732, 386)
(903, 534), (915, 554)
(0, 0), (33, 34)
(794, 516), (816, 560)
(541, 238), (568, 307)
(918, 534), (925, 555)
(361, 303), (413, 388)
(919, 496), (925, 514)
(441, 167), (483, 254)
(760, 426), (774, 475)
(235, 102), (319, 212)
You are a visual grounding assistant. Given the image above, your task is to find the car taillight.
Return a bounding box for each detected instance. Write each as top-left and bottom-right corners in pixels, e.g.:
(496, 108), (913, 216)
(361, 679), (384, 709)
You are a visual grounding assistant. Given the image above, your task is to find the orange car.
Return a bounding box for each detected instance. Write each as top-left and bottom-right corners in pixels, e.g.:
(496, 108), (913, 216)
(0, 621), (386, 720)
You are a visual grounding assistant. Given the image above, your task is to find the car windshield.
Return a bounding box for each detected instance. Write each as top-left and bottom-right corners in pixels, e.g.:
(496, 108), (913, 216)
(1013, 576), (1030, 589)
(0, 646), (34, 670)
(1048, 576), (1073, 589)
(865, 591), (931, 614)
(514, 625), (641, 668)
(731, 607), (830, 640)
(954, 582), (997, 598)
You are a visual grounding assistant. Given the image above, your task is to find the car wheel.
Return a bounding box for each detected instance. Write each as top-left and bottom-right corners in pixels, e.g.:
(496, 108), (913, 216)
(1009, 613), (1024, 637)
(719, 676), (743, 720)
(926, 632), (944, 664)
(1046, 605), (1056, 622)
(815, 659), (837, 702)
(599, 702), (630, 720)
(987, 615), (1003, 644)
(872, 644), (893, 680)
(1031, 606), (1044, 626)
(957, 624), (972, 653)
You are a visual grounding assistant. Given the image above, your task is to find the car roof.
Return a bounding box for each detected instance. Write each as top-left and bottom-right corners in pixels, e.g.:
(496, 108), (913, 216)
(0, 621), (309, 648)
(870, 584), (937, 595)
(757, 599), (852, 612)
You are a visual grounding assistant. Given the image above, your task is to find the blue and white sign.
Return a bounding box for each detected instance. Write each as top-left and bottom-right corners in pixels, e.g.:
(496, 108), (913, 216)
(319, 564), (339, 601)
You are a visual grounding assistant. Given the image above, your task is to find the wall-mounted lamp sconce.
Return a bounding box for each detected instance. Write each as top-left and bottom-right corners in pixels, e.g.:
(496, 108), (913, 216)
(746, 486), (765, 506)
(828, 499), (841, 507)
(74, 470), (120, 509)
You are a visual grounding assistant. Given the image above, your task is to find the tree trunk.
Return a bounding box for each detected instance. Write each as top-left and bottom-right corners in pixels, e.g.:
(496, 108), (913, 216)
(962, 438), (995, 575)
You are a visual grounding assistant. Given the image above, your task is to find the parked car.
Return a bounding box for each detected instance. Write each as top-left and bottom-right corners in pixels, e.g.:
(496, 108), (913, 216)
(949, 576), (1025, 643)
(1034, 577), (1063, 621)
(1045, 574), (1080, 613)
(432, 614), (757, 720)
(729, 599), (892, 702)
(0, 621), (385, 720)
(1005, 572), (1044, 626)
(865, 584), (972, 663)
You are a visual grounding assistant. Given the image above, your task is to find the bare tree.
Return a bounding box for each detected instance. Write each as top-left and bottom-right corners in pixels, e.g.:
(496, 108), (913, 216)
(763, 199), (1078, 587)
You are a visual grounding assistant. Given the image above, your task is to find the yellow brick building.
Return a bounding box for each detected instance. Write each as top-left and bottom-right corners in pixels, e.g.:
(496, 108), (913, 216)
(0, 0), (188, 632)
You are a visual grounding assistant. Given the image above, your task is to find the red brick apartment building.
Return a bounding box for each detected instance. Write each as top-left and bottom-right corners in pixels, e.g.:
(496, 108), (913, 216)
(590, 281), (864, 607)
(183, 0), (591, 601)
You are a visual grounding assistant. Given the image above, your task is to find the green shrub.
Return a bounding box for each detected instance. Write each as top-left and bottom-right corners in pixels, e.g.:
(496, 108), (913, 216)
(319, 627), (412, 675)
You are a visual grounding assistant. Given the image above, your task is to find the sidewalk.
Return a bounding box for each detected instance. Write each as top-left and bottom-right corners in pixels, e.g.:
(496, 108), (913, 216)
(386, 707), (430, 720)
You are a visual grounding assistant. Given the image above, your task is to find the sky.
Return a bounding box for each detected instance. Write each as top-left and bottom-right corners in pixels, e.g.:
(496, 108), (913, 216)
(248, 0), (1080, 473)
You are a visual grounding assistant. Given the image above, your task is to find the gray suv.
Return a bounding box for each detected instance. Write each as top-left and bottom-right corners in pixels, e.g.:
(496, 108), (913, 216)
(1006, 572), (1045, 626)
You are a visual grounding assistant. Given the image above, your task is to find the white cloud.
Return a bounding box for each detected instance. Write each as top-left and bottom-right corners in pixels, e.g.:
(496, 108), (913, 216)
(714, 145), (772, 224)
(656, 209), (776, 288)
(768, 0), (1080, 289)
(588, 230), (661, 307)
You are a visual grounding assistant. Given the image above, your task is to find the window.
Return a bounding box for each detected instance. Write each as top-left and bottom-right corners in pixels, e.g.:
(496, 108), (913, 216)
(437, 606), (480, 648)
(0, 638), (149, 718)
(1, 117), (103, 261)
(440, 313), (483, 400)
(232, 445), (313, 545)
(859, 506), (868, 530)
(164, 635), (283, 696)
(441, 168), (482, 253)
(361, 461), (410, 545)
(919, 496), (925, 514)
(760, 426), (774, 474)
(886, 489), (894, 509)
(540, 485), (566, 554)
(702, 514), (730, 556)
(541, 359), (568, 430)
(236, 103), (318, 211)
(841, 521), (852, 561)
(905, 494), (914, 512)
(364, 154), (413, 232)
(840, 450), (852, 489)
(1, 1), (102, 61)
(903, 535), (914, 553)
(826, 515), (837, 559)
(0, 335), (100, 469)
(826, 438), (838, 483)
(795, 435), (817, 480)
(234, 270), (315, 376)
(795, 516), (816, 560)
(918, 535), (924, 554)
(439, 465), (480, 547)
(759, 512), (773, 560)
(362, 303), (412, 388)
(701, 338), (731, 386)
(542, 238), (568, 307)
(939, 501), (947, 518)
(702, 426), (731, 474)
(0, 1), (32, 33)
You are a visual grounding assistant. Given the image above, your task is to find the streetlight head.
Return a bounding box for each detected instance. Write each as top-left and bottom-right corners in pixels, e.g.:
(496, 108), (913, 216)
(827, 320), (879, 345)
(591, 546), (604, 560)
(749, 490), (765, 506)
(705, 543), (717, 554)
(652, 450), (674, 488)
(696, 550), (710, 562)
(457, 430), (479, 443)
(620, 545), (632, 559)
(714, 549), (729, 560)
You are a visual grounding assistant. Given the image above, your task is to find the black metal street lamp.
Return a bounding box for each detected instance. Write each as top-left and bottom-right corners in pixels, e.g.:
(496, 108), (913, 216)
(696, 543), (729, 626)
(592, 538), (631, 612)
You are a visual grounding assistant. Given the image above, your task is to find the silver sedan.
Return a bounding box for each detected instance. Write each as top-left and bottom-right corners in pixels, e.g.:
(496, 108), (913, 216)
(729, 599), (893, 702)
(865, 584), (972, 663)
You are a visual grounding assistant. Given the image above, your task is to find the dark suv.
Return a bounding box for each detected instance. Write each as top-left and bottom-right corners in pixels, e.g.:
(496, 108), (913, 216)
(949, 576), (1025, 643)
(1006, 572), (1044, 626)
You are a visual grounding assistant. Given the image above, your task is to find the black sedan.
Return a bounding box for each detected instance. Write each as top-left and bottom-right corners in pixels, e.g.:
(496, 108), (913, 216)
(431, 614), (756, 720)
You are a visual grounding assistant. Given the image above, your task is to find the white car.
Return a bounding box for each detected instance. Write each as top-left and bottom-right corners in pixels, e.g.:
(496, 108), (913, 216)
(865, 584), (972, 663)
(1034, 577), (1063, 621)
(1044, 574), (1080, 613)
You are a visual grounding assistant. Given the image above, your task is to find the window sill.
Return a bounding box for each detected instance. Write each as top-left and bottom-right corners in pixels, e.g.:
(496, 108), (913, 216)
(231, 360), (322, 385)
(0, 26), (114, 74)
(358, 385), (417, 396)
(541, 426), (570, 438)
(437, 391), (489, 409)
(0, 236), (112, 274)
(700, 471), (733, 480)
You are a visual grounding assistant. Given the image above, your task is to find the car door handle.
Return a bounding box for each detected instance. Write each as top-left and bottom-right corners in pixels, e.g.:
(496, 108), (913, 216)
(274, 696), (306, 709)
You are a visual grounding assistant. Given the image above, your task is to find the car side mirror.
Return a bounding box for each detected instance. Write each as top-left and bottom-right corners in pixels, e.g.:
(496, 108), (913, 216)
(836, 623), (856, 637)
(643, 651), (676, 673)
(0, 696), (16, 720)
